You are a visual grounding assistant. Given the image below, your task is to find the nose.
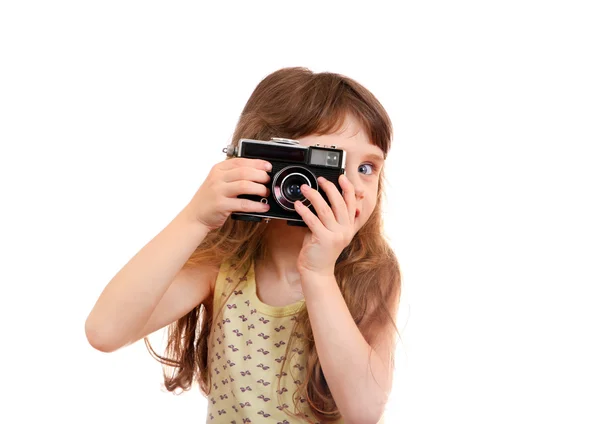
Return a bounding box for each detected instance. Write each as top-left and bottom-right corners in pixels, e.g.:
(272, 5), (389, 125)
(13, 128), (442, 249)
(354, 184), (365, 200)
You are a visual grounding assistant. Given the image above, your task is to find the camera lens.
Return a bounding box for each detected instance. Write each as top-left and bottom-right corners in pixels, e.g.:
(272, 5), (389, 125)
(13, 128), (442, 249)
(283, 175), (308, 202)
(272, 166), (317, 211)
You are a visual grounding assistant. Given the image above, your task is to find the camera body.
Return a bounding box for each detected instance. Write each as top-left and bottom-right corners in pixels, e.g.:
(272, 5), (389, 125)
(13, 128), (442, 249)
(223, 137), (347, 226)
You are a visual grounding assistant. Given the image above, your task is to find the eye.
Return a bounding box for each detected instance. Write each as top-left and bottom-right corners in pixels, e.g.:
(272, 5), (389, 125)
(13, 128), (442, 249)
(358, 163), (375, 175)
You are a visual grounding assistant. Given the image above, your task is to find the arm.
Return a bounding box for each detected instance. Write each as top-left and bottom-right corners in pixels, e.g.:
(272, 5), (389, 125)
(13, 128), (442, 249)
(300, 272), (397, 424)
(85, 208), (212, 353)
(292, 174), (399, 423)
(85, 157), (273, 353)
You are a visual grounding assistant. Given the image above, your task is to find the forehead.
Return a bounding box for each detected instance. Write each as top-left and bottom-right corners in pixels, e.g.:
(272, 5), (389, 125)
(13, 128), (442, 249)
(296, 114), (384, 159)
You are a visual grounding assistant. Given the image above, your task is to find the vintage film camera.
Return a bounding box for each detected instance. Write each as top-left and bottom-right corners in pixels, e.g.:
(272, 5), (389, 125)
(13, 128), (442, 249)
(223, 137), (347, 226)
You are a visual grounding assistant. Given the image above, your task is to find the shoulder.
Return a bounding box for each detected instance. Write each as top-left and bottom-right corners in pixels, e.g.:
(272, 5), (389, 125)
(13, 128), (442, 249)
(208, 259), (252, 311)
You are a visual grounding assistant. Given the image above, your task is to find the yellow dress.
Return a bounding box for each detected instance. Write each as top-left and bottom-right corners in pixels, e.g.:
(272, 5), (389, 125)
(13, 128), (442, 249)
(206, 259), (343, 424)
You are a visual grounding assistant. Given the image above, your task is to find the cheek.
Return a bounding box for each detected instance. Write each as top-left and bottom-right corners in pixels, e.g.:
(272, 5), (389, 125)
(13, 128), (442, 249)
(355, 195), (377, 229)
(363, 197), (377, 219)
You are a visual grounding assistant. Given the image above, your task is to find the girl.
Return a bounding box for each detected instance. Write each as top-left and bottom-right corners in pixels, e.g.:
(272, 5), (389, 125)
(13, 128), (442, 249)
(85, 67), (401, 424)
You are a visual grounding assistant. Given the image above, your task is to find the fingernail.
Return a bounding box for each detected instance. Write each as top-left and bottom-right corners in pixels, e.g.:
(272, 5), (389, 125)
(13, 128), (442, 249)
(265, 162), (272, 171)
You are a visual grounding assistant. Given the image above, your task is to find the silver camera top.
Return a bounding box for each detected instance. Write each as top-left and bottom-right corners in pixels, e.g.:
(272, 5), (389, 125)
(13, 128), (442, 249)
(270, 137), (299, 145)
(223, 137), (338, 158)
(223, 137), (299, 157)
(269, 137), (338, 149)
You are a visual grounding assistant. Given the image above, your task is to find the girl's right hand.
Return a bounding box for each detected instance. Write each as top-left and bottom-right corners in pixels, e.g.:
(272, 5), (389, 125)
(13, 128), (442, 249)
(184, 158), (273, 231)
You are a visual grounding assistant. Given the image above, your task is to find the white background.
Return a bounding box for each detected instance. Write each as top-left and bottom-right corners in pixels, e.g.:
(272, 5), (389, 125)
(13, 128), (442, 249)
(1, 1), (599, 423)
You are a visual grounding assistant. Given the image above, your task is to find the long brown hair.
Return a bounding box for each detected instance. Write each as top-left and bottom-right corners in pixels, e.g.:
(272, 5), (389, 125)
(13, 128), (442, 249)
(145, 67), (401, 422)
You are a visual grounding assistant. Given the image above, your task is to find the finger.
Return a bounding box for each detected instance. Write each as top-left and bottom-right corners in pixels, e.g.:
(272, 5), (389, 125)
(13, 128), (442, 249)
(294, 200), (327, 235)
(317, 176), (349, 226)
(300, 184), (338, 230)
(339, 174), (356, 225)
(224, 180), (270, 198)
(220, 157), (272, 172)
(222, 166), (271, 184)
(225, 197), (271, 213)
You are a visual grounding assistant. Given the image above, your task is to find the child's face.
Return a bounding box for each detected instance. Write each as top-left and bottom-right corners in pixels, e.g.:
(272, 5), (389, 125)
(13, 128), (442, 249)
(296, 114), (385, 233)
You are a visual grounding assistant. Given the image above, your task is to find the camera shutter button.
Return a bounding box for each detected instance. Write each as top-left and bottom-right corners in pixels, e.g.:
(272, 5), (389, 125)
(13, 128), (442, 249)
(271, 137), (299, 145)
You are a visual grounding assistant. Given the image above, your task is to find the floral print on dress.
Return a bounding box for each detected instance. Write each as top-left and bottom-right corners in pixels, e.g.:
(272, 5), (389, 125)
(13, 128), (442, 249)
(206, 261), (339, 424)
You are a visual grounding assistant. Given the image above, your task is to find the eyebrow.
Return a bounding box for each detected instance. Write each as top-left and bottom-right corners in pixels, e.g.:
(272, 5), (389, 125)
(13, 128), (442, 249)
(363, 152), (385, 163)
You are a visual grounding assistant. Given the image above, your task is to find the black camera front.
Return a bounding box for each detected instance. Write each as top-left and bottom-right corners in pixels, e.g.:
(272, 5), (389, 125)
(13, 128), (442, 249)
(224, 137), (346, 226)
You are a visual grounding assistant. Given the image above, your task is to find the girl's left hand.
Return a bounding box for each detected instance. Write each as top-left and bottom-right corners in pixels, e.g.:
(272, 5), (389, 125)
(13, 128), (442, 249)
(294, 173), (357, 278)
